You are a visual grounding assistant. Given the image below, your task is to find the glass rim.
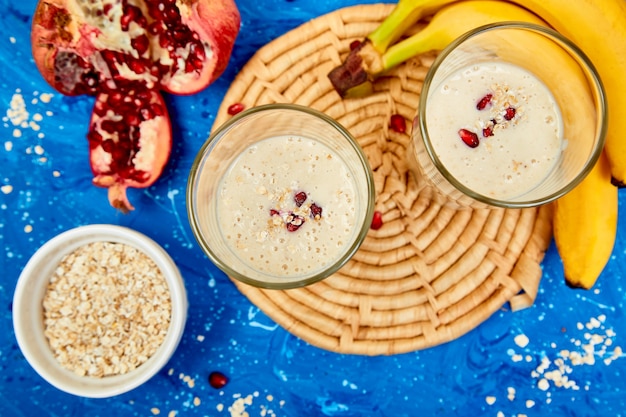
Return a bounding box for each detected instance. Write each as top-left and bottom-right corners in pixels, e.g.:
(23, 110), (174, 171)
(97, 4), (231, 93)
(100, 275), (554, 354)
(418, 22), (607, 209)
(186, 103), (376, 289)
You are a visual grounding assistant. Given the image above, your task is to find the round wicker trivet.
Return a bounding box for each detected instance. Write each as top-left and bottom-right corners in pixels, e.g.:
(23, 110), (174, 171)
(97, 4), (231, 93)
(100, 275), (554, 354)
(211, 4), (553, 355)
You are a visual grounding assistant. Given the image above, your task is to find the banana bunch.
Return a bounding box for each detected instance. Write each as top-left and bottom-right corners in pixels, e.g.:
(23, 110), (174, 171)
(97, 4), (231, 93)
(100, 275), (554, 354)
(328, 0), (624, 289)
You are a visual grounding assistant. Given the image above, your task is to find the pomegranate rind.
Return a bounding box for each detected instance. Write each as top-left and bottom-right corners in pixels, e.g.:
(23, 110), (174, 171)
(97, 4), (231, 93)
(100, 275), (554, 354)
(31, 0), (242, 96)
(161, 0), (241, 95)
(89, 89), (172, 212)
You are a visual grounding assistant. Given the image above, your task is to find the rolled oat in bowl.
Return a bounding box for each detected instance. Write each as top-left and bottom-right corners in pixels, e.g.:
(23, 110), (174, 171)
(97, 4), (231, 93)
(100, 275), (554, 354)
(42, 241), (172, 378)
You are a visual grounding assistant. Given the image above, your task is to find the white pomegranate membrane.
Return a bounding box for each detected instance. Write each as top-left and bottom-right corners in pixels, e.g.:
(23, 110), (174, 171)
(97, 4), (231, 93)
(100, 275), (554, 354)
(216, 135), (358, 278)
(426, 61), (564, 200)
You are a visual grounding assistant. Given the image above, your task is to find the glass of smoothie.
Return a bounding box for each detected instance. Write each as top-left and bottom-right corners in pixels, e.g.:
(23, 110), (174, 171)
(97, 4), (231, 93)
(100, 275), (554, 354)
(408, 22), (606, 209)
(187, 104), (375, 289)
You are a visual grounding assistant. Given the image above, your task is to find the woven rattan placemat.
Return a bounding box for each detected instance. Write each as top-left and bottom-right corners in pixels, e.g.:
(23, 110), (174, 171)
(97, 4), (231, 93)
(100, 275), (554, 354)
(211, 4), (553, 355)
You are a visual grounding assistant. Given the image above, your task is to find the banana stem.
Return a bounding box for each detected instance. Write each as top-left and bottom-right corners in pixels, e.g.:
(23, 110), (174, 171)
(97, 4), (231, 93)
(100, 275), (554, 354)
(367, 0), (428, 53)
(381, 26), (446, 73)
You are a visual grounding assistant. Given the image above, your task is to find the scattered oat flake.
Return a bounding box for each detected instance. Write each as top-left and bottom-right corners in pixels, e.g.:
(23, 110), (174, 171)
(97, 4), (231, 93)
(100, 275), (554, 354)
(1, 185), (13, 194)
(4, 141), (12, 151)
(507, 387), (516, 401)
(194, 397), (201, 406)
(151, 408), (160, 415)
(12, 129), (21, 138)
(40, 93), (53, 103)
(229, 394), (254, 417)
(9, 36), (16, 44)
(486, 396), (496, 405)
(24, 225), (33, 233)
(168, 411), (177, 417)
(53, 170), (61, 177)
(526, 400), (535, 408)
(7, 92), (28, 126)
(514, 334), (529, 348)
(180, 374), (196, 388)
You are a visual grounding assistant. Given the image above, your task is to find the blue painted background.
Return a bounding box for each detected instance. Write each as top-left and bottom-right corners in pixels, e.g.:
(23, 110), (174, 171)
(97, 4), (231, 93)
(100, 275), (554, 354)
(1, 1), (625, 416)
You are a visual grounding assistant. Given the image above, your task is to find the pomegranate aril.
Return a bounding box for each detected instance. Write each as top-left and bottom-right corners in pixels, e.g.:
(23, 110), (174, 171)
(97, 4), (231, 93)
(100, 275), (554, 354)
(458, 129), (479, 148)
(504, 107), (516, 121)
(107, 92), (124, 107)
(208, 371), (228, 389)
(101, 139), (115, 153)
(127, 58), (147, 74)
(87, 130), (103, 145)
(151, 103), (165, 117)
(140, 107), (154, 121)
(269, 209), (279, 216)
(131, 35), (150, 56)
(159, 33), (173, 49)
(390, 114), (406, 133)
(125, 113), (141, 126)
(190, 41), (207, 61)
(294, 191), (307, 207)
(349, 40), (361, 50)
(482, 127), (494, 137)
(286, 213), (305, 232)
(100, 120), (118, 134)
(476, 93), (493, 110)
(310, 203), (322, 219)
(370, 211), (383, 230)
(112, 147), (132, 163)
(120, 5), (142, 31)
(135, 89), (152, 104)
(148, 21), (164, 35)
(189, 56), (204, 71)
(227, 103), (245, 115)
(164, 6), (181, 23)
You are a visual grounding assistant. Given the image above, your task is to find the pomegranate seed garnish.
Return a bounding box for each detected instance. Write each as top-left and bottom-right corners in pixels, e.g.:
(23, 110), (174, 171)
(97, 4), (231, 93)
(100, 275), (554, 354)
(208, 371), (228, 389)
(294, 191), (307, 207)
(390, 114), (406, 133)
(370, 211), (383, 230)
(482, 126), (494, 137)
(269, 209), (279, 216)
(310, 203), (322, 219)
(286, 214), (305, 232)
(227, 102), (245, 116)
(504, 107), (516, 120)
(476, 93), (493, 110)
(349, 40), (361, 51)
(458, 129), (480, 148)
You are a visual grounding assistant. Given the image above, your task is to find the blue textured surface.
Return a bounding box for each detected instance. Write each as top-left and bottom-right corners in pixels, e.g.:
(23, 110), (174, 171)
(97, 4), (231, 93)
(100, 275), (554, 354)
(1, 1), (626, 416)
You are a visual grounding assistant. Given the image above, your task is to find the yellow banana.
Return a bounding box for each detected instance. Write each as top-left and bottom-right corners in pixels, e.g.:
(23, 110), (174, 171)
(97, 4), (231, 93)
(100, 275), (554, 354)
(411, 0), (626, 185)
(553, 151), (618, 289)
(338, 0), (626, 185)
(328, 0), (452, 97)
(329, 0), (547, 96)
(382, 1), (546, 71)
(499, 0), (626, 187)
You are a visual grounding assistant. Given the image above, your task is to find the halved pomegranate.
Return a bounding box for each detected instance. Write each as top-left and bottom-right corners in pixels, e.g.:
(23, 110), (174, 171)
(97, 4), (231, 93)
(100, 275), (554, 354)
(31, 0), (240, 96)
(30, 0), (241, 211)
(88, 86), (171, 213)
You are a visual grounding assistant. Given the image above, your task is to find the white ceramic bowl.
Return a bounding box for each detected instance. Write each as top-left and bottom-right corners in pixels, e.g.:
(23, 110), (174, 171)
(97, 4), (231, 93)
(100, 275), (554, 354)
(12, 224), (188, 398)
